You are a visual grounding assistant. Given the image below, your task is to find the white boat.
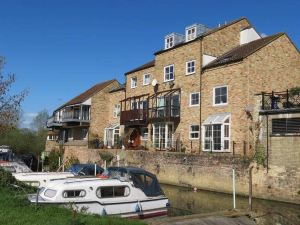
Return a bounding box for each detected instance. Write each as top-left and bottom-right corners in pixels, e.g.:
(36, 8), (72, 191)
(13, 164), (104, 187)
(28, 167), (169, 218)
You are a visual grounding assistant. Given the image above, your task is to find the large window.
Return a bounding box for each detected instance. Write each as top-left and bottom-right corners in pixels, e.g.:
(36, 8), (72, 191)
(164, 65), (174, 82)
(213, 86), (228, 106)
(189, 125), (200, 139)
(186, 60), (195, 75)
(272, 118), (300, 135)
(203, 114), (230, 152)
(131, 77), (137, 89)
(113, 104), (120, 118)
(190, 92), (200, 106)
(143, 74), (150, 85)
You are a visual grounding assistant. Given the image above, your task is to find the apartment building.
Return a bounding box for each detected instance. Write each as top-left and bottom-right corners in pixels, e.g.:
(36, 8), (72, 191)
(45, 79), (125, 152)
(120, 17), (300, 156)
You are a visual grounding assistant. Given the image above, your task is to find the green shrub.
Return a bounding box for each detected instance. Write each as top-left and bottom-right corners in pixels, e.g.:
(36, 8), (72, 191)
(99, 151), (114, 164)
(289, 87), (300, 96)
(48, 150), (63, 171)
(65, 155), (80, 169)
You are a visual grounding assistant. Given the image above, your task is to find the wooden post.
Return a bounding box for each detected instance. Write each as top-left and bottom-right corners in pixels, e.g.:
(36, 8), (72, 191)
(249, 166), (253, 211)
(286, 89), (289, 108)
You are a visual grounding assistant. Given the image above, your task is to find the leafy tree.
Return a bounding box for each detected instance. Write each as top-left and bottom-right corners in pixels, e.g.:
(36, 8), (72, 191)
(0, 57), (27, 134)
(30, 109), (49, 131)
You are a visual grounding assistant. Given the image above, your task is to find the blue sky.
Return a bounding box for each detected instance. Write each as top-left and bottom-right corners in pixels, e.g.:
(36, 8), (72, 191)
(0, 0), (299, 127)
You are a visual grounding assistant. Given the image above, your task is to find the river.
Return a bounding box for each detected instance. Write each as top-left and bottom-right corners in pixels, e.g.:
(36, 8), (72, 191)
(161, 184), (300, 225)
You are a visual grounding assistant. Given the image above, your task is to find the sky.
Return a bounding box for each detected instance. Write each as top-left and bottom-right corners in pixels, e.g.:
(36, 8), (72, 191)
(0, 0), (299, 128)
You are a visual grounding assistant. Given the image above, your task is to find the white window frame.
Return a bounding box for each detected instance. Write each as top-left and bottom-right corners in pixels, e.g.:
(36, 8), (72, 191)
(186, 27), (196, 41)
(186, 60), (196, 75)
(165, 36), (174, 49)
(202, 115), (231, 152)
(189, 125), (200, 140)
(143, 73), (151, 86)
(213, 85), (228, 106)
(141, 127), (149, 140)
(164, 65), (174, 82)
(131, 77), (137, 89)
(189, 92), (200, 107)
(113, 104), (120, 118)
(152, 123), (173, 149)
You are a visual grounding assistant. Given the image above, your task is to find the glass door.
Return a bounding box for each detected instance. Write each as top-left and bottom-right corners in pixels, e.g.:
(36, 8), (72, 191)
(153, 123), (173, 149)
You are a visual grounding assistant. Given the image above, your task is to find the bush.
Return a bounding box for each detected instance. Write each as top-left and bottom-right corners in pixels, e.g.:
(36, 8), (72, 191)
(289, 87), (300, 96)
(99, 151), (114, 164)
(253, 143), (266, 167)
(65, 155), (80, 169)
(48, 150), (63, 171)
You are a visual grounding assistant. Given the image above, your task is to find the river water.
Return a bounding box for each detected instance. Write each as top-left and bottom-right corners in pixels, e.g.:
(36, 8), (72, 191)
(161, 184), (300, 225)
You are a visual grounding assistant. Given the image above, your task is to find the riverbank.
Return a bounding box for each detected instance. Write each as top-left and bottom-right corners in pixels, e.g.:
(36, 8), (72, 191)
(0, 186), (146, 225)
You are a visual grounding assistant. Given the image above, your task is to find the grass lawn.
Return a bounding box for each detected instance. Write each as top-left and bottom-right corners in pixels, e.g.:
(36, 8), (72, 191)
(0, 186), (146, 225)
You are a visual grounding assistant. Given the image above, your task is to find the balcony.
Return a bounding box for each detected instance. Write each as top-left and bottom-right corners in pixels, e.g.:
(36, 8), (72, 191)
(61, 105), (90, 123)
(259, 89), (300, 115)
(120, 94), (149, 125)
(148, 105), (180, 123)
(120, 109), (148, 125)
(47, 116), (62, 128)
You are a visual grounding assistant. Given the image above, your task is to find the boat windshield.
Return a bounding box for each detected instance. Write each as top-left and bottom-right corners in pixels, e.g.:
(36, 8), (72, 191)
(130, 172), (164, 197)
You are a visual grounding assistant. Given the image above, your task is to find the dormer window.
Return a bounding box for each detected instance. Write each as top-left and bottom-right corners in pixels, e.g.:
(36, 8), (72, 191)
(186, 26), (196, 41)
(165, 36), (174, 49)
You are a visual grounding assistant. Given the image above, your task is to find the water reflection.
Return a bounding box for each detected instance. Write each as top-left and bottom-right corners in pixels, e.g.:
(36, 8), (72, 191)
(161, 184), (300, 225)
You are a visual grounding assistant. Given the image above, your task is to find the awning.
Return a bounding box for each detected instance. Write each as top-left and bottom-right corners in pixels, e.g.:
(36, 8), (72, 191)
(203, 113), (230, 124)
(105, 123), (120, 130)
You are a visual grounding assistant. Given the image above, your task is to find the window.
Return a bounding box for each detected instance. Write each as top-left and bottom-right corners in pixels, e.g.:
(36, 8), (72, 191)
(165, 36), (174, 49)
(214, 86), (228, 105)
(141, 127), (148, 140)
(186, 60), (195, 75)
(63, 190), (86, 198)
(131, 77), (137, 88)
(113, 104), (120, 118)
(189, 125), (200, 139)
(186, 27), (196, 41)
(203, 115), (230, 151)
(96, 186), (130, 198)
(164, 65), (174, 82)
(272, 118), (300, 135)
(81, 128), (88, 139)
(143, 74), (150, 85)
(190, 92), (200, 106)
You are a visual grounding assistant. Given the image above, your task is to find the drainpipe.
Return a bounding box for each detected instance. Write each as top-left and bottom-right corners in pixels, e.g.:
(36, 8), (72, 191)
(199, 40), (203, 154)
(266, 114), (269, 173)
(249, 166), (254, 211)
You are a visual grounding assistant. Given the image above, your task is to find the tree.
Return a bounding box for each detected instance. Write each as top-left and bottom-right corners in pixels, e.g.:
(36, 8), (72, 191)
(0, 57), (27, 134)
(30, 109), (49, 131)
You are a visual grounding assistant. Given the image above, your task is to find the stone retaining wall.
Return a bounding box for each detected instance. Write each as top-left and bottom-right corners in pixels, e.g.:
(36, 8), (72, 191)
(64, 146), (300, 204)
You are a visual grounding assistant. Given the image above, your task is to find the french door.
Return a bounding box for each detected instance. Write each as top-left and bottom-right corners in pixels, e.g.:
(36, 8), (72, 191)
(153, 123), (173, 149)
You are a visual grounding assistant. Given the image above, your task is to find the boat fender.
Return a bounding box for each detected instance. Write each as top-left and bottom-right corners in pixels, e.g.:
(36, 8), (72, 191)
(101, 208), (107, 216)
(135, 201), (142, 212)
(166, 202), (171, 207)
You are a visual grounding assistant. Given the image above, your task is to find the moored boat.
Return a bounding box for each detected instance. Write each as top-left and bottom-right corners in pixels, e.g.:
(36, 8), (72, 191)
(28, 167), (169, 218)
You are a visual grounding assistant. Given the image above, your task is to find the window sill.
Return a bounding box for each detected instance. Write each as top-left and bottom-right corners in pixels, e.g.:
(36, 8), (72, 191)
(213, 103), (228, 107)
(164, 79), (175, 83)
(186, 72), (196, 76)
(131, 86), (137, 89)
(202, 149), (231, 153)
(189, 104), (200, 107)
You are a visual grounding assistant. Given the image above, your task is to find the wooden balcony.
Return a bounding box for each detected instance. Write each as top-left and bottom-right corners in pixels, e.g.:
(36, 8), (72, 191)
(47, 116), (62, 128)
(148, 106), (180, 123)
(120, 109), (148, 125)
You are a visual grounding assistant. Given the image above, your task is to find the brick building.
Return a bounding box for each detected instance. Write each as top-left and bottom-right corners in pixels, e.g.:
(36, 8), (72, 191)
(120, 17), (300, 158)
(45, 79), (125, 152)
(46, 17), (299, 164)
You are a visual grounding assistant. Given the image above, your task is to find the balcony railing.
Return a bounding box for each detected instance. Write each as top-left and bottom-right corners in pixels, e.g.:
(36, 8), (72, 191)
(120, 109), (148, 125)
(47, 117), (62, 127)
(148, 106), (180, 123)
(261, 90), (300, 111)
(61, 110), (90, 122)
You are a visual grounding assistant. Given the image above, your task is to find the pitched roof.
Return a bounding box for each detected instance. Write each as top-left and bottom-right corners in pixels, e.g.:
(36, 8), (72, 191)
(124, 60), (155, 75)
(203, 33), (284, 70)
(109, 83), (126, 93)
(154, 17), (250, 55)
(56, 79), (116, 110)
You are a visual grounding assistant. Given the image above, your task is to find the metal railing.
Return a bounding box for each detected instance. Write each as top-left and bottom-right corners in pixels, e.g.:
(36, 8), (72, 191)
(261, 90), (300, 110)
